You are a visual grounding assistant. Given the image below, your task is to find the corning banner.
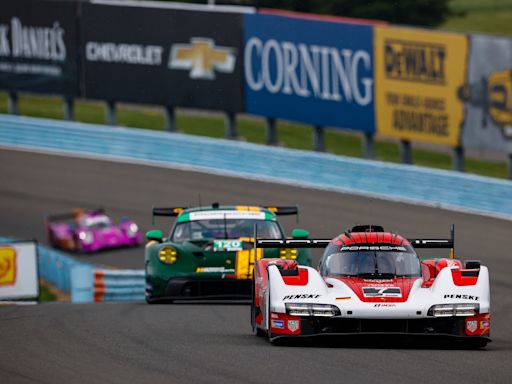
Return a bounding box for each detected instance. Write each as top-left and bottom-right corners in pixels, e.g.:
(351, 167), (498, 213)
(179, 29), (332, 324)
(0, 241), (39, 300)
(244, 14), (375, 132)
(81, 3), (244, 111)
(461, 34), (512, 154)
(0, 0), (79, 96)
(375, 26), (468, 146)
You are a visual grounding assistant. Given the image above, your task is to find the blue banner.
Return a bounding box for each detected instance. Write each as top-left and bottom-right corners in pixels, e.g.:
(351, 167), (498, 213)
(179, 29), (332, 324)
(244, 14), (375, 132)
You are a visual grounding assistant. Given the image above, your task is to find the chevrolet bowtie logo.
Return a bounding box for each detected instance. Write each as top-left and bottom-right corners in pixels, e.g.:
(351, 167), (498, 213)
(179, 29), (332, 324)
(168, 38), (236, 80)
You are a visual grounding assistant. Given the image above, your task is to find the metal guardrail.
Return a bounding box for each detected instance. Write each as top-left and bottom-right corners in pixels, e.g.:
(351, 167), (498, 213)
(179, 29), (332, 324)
(1, 114), (512, 220)
(0, 236), (145, 303)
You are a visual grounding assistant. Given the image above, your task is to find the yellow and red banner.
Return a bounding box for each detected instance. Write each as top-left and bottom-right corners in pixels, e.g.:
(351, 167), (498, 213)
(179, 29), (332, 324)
(375, 26), (468, 146)
(0, 247), (17, 286)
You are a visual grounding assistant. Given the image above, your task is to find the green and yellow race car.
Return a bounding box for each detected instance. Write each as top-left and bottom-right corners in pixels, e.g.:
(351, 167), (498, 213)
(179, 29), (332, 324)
(144, 203), (311, 303)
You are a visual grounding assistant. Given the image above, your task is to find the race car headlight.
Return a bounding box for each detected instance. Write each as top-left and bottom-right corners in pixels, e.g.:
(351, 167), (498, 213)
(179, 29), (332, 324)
(126, 223), (139, 237)
(428, 303), (479, 317)
(280, 248), (298, 260)
(78, 231), (93, 245)
(159, 246), (178, 264)
(285, 303), (341, 317)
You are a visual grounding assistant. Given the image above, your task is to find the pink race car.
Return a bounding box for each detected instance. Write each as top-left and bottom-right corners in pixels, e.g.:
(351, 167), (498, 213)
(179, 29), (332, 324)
(46, 208), (142, 253)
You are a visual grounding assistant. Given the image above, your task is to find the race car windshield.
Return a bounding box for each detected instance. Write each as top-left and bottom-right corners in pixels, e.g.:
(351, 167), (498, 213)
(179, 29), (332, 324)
(321, 244), (421, 277)
(82, 215), (110, 229)
(171, 219), (283, 242)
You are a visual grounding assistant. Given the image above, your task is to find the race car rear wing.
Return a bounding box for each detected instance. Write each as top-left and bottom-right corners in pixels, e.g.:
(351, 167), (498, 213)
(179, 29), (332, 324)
(46, 208), (104, 222)
(255, 225), (456, 256)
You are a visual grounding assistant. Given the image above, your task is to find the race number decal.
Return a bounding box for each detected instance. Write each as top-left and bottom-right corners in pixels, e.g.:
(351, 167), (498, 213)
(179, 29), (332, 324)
(213, 240), (243, 252)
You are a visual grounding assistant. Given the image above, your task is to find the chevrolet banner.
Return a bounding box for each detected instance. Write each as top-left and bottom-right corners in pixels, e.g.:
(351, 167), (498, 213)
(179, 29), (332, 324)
(0, 241), (38, 301)
(375, 26), (468, 146)
(81, 2), (245, 111)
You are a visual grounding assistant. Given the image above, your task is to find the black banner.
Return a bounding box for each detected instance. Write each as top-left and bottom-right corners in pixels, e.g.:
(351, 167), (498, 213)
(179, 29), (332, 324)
(0, 0), (79, 96)
(81, 3), (244, 112)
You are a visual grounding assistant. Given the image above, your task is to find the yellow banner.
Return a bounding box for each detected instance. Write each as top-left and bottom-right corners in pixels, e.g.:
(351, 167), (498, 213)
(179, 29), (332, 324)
(0, 247), (17, 286)
(375, 26), (468, 146)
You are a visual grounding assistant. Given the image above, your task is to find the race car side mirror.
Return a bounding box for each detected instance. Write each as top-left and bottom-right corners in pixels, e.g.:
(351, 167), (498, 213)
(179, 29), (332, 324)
(146, 229), (163, 242)
(291, 229), (309, 239)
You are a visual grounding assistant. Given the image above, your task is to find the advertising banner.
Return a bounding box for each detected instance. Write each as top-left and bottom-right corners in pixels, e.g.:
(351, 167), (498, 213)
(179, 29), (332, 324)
(244, 14), (375, 132)
(0, 0), (79, 96)
(461, 34), (512, 154)
(375, 26), (468, 146)
(81, 3), (245, 111)
(0, 241), (39, 301)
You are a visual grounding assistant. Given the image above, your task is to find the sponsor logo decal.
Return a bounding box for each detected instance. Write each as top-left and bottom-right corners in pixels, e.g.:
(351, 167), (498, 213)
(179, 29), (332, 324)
(271, 319), (284, 329)
(0, 247), (17, 286)
(169, 38), (236, 80)
(196, 267), (235, 273)
(336, 297), (351, 301)
(373, 303), (396, 307)
(287, 320), (300, 332)
(466, 320), (478, 333)
(480, 320), (490, 329)
(443, 294), (479, 301)
(341, 245), (407, 251)
(283, 294), (321, 300)
(245, 37), (373, 106)
(384, 39), (446, 84)
(363, 287), (402, 298)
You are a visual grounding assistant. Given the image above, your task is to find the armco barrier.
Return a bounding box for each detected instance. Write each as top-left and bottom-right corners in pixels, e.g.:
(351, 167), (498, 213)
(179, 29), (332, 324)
(1, 114), (512, 220)
(71, 267), (145, 303)
(0, 236), (145, 303)
(0, 236), (91, 292)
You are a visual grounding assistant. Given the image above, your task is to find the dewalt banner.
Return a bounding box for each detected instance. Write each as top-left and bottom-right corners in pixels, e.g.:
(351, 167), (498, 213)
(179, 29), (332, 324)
(375, 27), (468, 146)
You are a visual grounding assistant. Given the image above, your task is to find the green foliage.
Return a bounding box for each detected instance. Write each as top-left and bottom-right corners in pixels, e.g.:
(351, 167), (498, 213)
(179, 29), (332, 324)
(179, 0), (452, 26)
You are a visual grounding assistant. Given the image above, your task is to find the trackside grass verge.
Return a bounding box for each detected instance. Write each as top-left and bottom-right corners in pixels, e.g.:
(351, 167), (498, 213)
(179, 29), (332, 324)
(0, 93), (507, 179)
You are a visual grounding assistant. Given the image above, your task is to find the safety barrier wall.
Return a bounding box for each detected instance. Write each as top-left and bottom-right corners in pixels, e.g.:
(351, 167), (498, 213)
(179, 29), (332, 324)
(71, 267), (144, 303)
(2, 0), (512, 173)
(0, 236), (91, 293)
(1, 114), (512, 221)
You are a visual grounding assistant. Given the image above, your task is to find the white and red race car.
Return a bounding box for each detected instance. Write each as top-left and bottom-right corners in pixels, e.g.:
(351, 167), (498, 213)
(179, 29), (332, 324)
(252, 225), (490, 347)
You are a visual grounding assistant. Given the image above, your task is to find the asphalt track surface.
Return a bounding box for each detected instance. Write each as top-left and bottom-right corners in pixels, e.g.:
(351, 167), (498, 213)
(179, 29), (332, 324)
(1, 148), (511, 383)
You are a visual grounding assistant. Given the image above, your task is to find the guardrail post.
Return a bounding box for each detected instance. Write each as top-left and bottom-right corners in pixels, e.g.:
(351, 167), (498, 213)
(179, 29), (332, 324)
(362, 132), (374, 159)
(164, 105), (176, 132)
(266, 118), (278, 146)
(508, 154), (512, 180)
(313, 125), (325, 152)
(399, 139), (412, 164)
(63, 97), (74, 121)
(106, 100), (117, 126)
(70, 265), (93, 303)
(8, 91), (18, 115)
(225, 112), (237, 139)
(452, 146), (465, 172)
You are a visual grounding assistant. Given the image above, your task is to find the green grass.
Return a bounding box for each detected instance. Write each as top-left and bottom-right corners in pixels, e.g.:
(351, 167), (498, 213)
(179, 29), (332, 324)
(39, 284), (57, 302)
(443, 0), (512, 35)
(0, 92), (508, 179)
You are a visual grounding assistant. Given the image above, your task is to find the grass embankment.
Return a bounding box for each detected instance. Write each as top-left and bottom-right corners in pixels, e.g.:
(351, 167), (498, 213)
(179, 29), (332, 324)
(0, 93), (506, 179)
(443, 0), (512, 36)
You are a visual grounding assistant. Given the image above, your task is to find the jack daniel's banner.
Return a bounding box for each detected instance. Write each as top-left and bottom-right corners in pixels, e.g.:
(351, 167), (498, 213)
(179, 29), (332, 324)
(0, 0), (79, 96)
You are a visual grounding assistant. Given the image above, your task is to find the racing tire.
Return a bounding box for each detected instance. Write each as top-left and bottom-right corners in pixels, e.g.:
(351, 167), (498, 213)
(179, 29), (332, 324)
(251, 272), (266, 337)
